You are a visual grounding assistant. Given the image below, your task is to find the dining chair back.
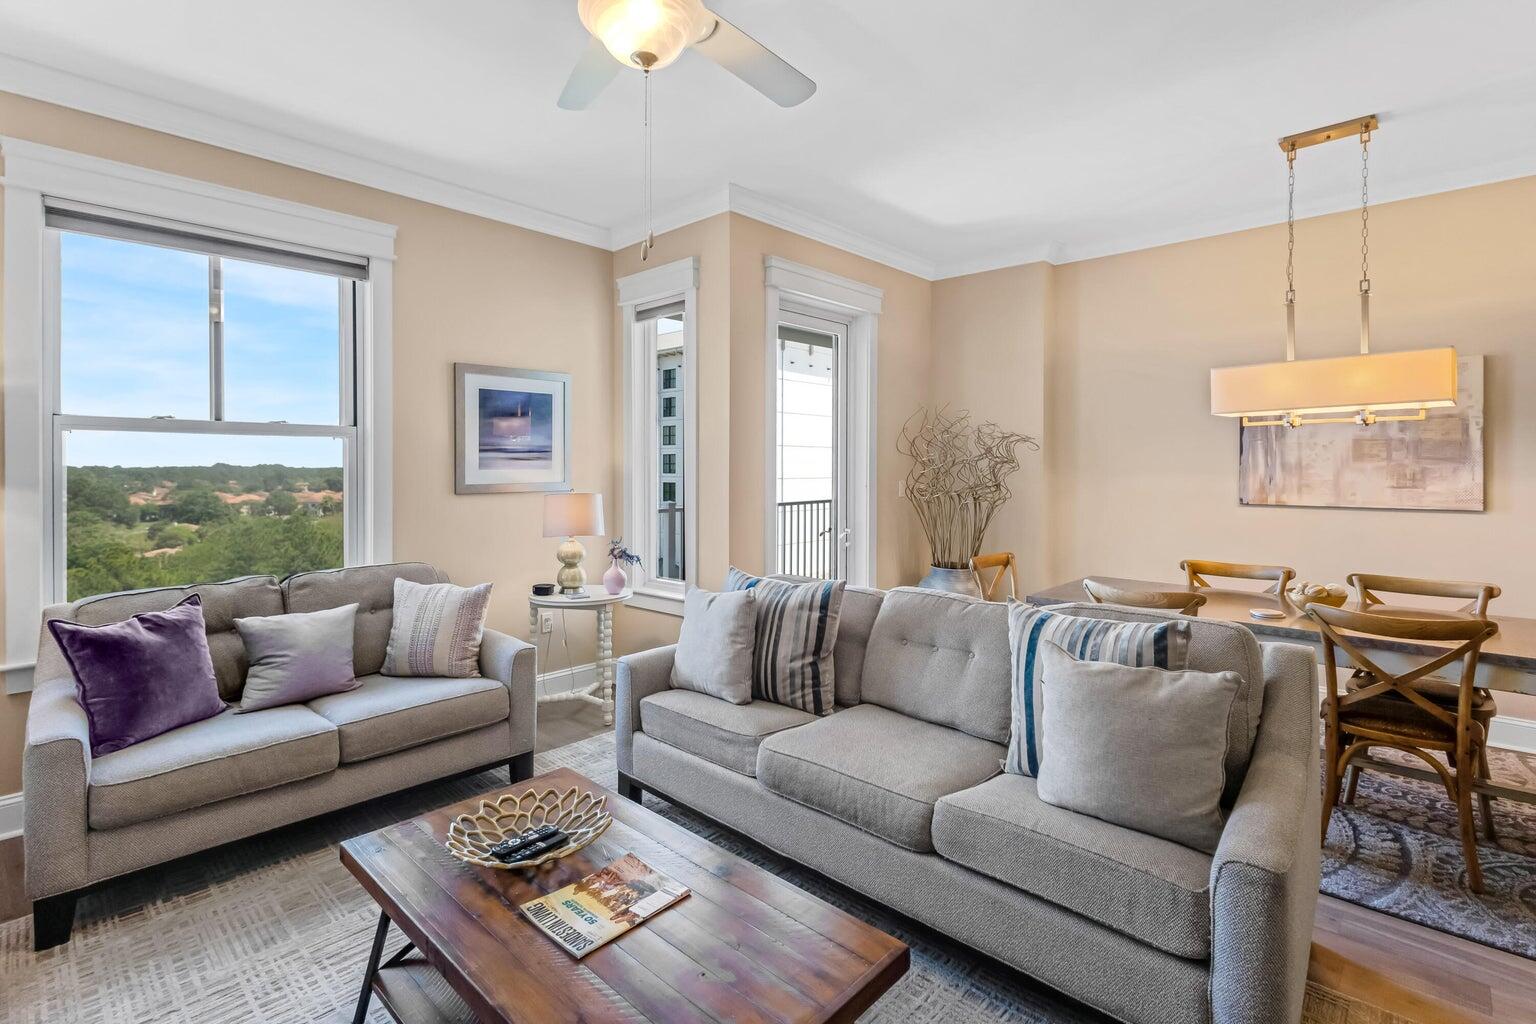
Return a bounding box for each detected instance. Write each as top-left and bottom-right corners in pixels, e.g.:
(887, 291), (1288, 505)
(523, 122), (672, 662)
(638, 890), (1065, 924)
(1347, 573), (1501, 620)
(971, 552), (1018, 602)
(1180, 559), (1296, 598)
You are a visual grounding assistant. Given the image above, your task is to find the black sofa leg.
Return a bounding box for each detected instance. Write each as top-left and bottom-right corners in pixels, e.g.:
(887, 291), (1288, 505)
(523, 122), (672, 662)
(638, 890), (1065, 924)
(508, 750), (535, 784)
(33, 891), (79, 951)
(617, 771), (644, 803)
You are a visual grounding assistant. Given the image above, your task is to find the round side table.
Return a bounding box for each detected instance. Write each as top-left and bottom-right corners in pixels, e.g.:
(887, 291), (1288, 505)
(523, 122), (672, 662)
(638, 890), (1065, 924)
(529, 588), (630, 725)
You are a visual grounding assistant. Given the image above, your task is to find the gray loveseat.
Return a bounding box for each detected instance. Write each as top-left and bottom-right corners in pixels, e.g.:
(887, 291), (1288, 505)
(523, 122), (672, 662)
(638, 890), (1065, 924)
(24, 561), (536, 949)
(616, 586), (1319, 1024)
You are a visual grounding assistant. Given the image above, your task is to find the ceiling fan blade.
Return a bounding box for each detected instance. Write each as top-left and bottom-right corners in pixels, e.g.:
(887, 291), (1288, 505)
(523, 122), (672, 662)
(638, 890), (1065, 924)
(557, 37), (622, 110)
(692, 14), (816, 107)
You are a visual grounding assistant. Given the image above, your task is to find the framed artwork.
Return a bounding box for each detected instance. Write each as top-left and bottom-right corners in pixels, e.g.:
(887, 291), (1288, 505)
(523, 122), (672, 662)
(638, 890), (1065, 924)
(454, 363), (572, 494)
(1238, 355), (1483, 511)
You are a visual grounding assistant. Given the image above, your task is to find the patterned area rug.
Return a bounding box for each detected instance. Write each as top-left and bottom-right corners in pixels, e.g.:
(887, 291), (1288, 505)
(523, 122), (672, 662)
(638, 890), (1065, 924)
(1322, 745), (1536, 958)
(1, 732), (1430, 1024)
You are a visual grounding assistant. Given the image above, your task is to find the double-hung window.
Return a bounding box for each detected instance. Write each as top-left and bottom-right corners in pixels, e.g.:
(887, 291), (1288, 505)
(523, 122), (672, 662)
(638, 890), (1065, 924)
(2, 141), (395, 690)
(618, 257), (697, 613)
(48, 203), (369, 601)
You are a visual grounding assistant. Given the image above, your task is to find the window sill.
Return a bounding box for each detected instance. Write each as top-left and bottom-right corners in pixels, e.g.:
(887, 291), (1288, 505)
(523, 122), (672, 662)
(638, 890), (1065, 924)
(627, 589), (684, 617)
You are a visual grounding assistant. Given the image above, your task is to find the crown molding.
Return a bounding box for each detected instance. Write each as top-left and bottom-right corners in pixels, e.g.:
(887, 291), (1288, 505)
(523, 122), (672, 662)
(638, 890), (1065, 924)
(0, 52), (612, 249)
(5, 50), (1535, 283)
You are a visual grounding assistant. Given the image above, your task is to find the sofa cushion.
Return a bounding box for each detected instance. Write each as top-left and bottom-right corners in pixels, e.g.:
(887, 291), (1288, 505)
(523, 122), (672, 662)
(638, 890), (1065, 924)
(88, 705), (338, 830)
(756, 704), (1004, 852)
(640, 689), (816, 776)
(671, 588), (756, 703)
(66, 575), (283, 701)
(307, 673), (508, 763)
(858, 588), (1012, 743)
(1040, 601), (1265, 802)
(831, 586), (884, 707)
(282, 562), (445, 676)
(932, 773), (1213, 959)
(725, 568), (844, 715)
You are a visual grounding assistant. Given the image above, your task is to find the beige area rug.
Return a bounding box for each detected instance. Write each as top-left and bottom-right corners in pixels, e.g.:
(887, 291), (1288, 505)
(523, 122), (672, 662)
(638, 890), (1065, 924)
(2, 733), (1436, 1024)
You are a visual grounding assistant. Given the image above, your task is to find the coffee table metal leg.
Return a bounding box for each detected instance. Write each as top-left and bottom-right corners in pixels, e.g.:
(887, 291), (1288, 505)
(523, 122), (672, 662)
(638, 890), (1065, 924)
(352, 910), (391, 1024)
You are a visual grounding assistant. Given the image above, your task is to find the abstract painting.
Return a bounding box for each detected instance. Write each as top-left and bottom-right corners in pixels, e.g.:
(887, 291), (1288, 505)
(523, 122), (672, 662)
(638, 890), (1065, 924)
(454, 363), (571, 493)
(1238, 355), (1483, 511)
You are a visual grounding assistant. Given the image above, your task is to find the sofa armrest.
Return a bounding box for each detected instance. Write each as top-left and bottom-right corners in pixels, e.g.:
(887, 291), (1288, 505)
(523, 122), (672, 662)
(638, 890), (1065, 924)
(1208, 641), (1319, 1024)
(480, 628), (537, 757)
(614, 645), (676, 775)
(23, 675), (92, 899)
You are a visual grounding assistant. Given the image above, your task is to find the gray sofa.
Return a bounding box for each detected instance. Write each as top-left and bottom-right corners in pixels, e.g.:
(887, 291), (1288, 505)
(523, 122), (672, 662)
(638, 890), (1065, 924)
(24, 561), (536, 950)
(616, 586), (1320, 1024)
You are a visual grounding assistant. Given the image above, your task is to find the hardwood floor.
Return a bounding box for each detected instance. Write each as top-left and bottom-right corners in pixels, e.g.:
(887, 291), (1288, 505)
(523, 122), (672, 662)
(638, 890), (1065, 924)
(2, 703), (1531, 1024)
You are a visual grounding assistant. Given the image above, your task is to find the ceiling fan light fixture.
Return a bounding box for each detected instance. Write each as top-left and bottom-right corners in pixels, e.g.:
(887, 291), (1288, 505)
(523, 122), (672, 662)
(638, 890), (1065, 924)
(578, 0), (712, 72)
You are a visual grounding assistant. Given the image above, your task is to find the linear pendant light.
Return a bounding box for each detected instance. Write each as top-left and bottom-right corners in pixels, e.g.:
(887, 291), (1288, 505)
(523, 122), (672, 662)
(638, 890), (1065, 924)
(1210, 116), (1457, 427)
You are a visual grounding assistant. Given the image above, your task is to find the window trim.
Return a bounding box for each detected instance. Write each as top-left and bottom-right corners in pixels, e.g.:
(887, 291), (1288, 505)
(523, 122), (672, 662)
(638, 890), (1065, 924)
(762, 256), (881, 587)
(2, 138), (396, 693)
(618, 257), (698, 616)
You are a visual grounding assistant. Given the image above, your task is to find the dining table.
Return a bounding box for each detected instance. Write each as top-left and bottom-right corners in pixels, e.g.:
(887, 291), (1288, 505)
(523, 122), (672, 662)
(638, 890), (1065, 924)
(1026, 575), (1536, 804)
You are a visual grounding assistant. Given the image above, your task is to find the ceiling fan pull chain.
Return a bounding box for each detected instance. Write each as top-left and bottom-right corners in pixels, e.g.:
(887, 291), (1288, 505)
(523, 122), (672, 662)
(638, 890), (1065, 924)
(1358, 128), (1371, 354)
(641, 69), (654, 261)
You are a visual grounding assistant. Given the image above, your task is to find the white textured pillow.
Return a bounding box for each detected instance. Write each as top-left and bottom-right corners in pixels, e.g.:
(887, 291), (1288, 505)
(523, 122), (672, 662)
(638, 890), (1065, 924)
(381, 578), (493, 678)
(671, 588), (757, 703)
(1034, 641), (1238, 853)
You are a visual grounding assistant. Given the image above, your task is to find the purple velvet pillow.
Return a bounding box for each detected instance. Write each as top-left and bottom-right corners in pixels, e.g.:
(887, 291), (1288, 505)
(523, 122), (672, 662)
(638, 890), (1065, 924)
(47, 594), (227, 757)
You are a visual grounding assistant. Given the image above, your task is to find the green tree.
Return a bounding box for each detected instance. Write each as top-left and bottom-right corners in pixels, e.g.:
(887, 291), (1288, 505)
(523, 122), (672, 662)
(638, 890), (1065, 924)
(322, 475), (344, 492)
(67, 471), (136, 527)
(173, 487), (234, 525)
(263, 489), (298, 517)
(147, 522), (198, 549)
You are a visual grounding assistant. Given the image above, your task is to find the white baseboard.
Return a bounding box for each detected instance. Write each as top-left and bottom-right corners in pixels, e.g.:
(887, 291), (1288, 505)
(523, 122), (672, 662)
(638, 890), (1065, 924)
(0, 790), (22, 840)
(537, 662), (598, 697)
(1490, 715), (1536, 754)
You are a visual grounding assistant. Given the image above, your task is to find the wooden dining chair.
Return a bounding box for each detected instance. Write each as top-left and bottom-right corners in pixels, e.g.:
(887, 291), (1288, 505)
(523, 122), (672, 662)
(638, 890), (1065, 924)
(1348, 573), (1501, 620)
(1338, 574), (1502, 828)
(971, 552), (1018, 602)
(1310, 604), (1499, 892)
(1082, 578), (1207, 615)
(1180, 559), (1296, 599)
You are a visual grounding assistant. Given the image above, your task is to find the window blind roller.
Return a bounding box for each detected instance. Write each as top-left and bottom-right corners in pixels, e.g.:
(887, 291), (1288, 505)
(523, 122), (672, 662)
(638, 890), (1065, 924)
(634, 299), (685, 323)
(44, 199), (370, 281)
(779, 325), (836, 349)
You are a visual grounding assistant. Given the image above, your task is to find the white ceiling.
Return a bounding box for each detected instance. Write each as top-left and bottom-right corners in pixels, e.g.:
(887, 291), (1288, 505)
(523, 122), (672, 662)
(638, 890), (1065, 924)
(1, 0), (1534, 277)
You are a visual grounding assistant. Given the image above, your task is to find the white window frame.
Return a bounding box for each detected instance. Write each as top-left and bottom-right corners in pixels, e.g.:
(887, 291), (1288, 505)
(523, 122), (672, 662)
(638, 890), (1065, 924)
(763, 256), (881, 586)
(1, 138), (396, 693)
(618, 257), (698, 615)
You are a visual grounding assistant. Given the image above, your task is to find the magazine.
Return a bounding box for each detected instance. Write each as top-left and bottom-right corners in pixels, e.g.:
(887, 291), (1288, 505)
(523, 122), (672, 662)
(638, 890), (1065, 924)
(519, 853), (690, 958)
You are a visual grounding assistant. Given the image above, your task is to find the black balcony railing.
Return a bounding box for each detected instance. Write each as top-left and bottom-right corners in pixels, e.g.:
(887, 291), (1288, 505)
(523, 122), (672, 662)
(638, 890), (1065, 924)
(657, 503), (685, 580)
(776, 499), (835, 579)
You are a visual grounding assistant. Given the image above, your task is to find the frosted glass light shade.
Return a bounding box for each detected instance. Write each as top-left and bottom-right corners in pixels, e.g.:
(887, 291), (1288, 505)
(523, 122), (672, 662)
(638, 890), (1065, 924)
(577, 0), (712, 71)
(543, 492), (606, 538)
(1211, 347), (1457, 418)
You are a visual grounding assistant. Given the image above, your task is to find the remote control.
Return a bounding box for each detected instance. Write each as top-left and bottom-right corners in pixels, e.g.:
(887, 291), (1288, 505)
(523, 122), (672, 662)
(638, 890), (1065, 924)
(513, 831), (570, 861)
(490, 824), (562, 862)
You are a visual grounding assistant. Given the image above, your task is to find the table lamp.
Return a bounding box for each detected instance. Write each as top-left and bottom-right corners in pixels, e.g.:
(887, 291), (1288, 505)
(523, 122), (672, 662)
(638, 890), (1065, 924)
(543, 492), (605, 595)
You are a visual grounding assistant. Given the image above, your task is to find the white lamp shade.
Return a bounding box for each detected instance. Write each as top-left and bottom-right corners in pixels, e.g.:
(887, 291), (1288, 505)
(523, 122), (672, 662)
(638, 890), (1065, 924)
(1211, 346), (1458, 418)
(543, 492), (606, 538)
(577, 0), (712, 71)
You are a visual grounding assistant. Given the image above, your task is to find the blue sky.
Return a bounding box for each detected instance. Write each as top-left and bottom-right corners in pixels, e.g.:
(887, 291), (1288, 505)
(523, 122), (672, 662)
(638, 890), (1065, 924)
(60, 231), (345, 468)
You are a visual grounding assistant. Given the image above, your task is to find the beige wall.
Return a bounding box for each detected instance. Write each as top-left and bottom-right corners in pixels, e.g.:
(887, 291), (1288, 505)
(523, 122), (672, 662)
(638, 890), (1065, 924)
(0, 92), (616, 794)
(1047, 176), (1536, 615)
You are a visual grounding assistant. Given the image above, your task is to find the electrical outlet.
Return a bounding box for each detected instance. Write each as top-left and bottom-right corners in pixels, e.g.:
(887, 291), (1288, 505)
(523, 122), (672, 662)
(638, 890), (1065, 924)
(539, 611), (554, 634)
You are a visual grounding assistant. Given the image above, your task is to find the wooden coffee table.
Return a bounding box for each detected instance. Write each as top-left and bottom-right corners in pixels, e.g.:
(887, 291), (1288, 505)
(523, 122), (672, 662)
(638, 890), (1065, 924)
(340, 767), (909, 1024)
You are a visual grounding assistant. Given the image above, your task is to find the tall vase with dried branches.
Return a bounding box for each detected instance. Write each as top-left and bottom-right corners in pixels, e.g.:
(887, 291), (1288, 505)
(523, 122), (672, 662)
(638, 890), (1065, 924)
(897, 407), (1038, 597)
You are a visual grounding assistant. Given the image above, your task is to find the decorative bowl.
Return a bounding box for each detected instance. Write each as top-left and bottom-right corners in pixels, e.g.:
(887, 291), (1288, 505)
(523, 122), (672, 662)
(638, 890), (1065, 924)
(445, 786), (613, 870)
(1285, 581), (1348, 613)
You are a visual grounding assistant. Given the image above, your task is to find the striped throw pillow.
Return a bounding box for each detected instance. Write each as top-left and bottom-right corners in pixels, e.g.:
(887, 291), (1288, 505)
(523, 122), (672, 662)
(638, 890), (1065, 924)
(381, 578), (493, 678)
(724, 567), (844, 715)
(1005, 602), (1190, 777)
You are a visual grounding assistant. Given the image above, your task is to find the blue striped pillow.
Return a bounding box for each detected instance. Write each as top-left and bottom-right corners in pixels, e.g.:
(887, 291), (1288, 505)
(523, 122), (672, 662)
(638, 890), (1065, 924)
(724, 567), (844, 715)
(1005, 603), (1190, 777)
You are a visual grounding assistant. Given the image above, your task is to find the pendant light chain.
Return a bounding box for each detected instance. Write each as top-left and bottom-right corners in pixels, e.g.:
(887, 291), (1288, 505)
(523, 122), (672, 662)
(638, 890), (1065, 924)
(641, 69), (655, 261)
(1284, 144), (1297, 361)
(1358, 127), (1371, 353)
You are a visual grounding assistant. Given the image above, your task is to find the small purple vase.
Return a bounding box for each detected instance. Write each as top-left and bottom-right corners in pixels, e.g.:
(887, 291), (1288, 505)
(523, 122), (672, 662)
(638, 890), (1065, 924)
(603, 561), (628, 596)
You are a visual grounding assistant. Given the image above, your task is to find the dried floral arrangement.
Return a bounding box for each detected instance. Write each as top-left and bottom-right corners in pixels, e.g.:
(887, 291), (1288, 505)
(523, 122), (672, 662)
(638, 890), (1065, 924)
(897, 407), (1039, 569)
(608, 539), (641, 566)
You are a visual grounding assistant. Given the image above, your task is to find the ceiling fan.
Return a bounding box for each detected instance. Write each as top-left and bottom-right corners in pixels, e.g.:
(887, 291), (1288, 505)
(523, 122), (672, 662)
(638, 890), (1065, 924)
(558, 0), (817, 110)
